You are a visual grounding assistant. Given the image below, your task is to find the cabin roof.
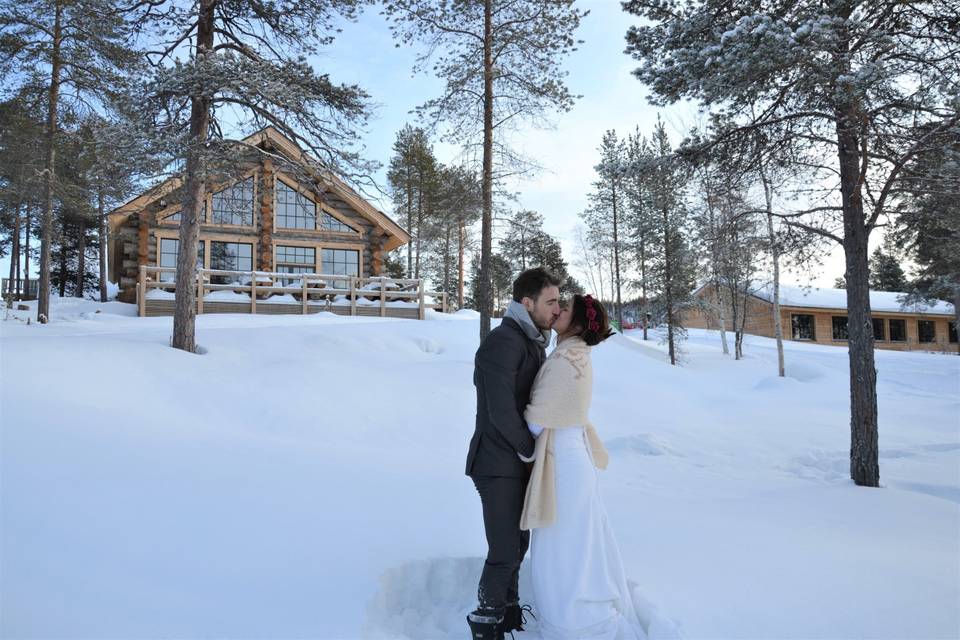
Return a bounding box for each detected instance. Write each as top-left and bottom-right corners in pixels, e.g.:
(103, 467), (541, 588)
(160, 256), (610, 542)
(108, 126), (410, 251)
(693, 281), (955, 316)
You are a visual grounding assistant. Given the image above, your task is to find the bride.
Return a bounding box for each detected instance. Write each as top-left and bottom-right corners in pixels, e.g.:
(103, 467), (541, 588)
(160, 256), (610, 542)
(521, 294), (646, 640)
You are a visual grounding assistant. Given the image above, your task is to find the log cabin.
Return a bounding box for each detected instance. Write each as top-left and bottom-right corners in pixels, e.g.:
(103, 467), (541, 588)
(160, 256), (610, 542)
(107, 127), (445, 319)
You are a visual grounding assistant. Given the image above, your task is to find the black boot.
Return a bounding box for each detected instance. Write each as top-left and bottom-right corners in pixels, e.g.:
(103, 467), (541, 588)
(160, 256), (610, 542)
(467, 609), (504, 640)
(502, 602), (535, 633)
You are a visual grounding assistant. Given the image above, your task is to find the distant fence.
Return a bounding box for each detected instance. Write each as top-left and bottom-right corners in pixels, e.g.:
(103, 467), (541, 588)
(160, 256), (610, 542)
(1, 278), (38, 301)
(137, 266), (449, 320)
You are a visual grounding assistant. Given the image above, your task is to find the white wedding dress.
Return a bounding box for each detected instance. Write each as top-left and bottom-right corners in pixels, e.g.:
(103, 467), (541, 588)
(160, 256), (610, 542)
(528, 424), (647, 640)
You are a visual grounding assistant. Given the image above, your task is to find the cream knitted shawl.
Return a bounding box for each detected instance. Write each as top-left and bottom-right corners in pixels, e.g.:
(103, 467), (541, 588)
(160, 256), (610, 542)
(520, 336), (609, 530)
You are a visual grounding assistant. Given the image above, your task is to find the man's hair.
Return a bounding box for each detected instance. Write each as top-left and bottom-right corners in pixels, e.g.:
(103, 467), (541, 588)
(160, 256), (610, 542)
(512, 267), (562, 302)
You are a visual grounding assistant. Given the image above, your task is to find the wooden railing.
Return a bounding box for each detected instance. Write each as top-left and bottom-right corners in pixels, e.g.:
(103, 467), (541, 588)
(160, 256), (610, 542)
(137, 266), (448, 320)
(1, 278), (38, 301)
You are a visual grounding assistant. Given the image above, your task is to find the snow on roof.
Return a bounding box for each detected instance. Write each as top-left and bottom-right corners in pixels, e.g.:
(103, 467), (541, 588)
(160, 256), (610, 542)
(751, 283), (955, 315)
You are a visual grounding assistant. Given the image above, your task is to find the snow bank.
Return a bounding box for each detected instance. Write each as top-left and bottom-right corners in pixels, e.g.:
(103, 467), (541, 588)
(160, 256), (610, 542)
(2, 308), (957, 638)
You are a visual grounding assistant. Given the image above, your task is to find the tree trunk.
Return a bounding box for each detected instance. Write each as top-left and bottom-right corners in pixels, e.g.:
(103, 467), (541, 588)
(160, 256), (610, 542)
(837, 105), (879, 488)
(663, 207), (675, 365)
(478, 0), (494, 339)
(458, 218), (465, 309)
(415, 171), (423, 279)
(76, 222), (86, 297)
(407, 167), (413, 278)
(705, 193), (729, 354)
(7, 208), (19, 308)
(728, 281), (741, 360)
(443, 223), (451, 295)
(760, 169), (785, 376)
(23, 207), (30, 299)
(953, 289), (959, 356)
(612, 181), (623, 331)
(98, 185), (108, 302)
(38, 0), (63, 323)
(171, 0), (214, 353)
(714, 279), (729, 354)
(639, 236), (648, 340)
(58, 224), (67, 297)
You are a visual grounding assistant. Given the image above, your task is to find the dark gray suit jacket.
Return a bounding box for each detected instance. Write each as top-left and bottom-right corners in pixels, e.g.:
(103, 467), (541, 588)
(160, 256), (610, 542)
(465, 317), (546, 478)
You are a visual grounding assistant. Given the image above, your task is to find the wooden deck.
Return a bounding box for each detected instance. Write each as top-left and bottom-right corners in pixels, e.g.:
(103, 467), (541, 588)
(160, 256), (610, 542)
(138, 266), (447, 320)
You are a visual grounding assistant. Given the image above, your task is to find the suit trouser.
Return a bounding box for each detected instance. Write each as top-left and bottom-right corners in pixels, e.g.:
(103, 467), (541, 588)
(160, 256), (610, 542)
(472, 475), (530, 614)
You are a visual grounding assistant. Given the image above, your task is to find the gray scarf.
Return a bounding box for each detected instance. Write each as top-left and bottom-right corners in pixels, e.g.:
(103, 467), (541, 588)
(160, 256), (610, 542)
(504, 300), (551, 348)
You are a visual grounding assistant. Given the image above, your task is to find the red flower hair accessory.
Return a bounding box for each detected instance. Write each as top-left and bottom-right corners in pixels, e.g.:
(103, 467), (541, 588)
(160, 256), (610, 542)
(583, 294), (599, 332)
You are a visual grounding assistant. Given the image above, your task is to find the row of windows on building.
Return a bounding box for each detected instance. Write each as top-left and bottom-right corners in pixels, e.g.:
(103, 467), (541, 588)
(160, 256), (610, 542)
(791, 314), (958, 344)
(163, 178), (354, 232)
(159, 238), (359, 286)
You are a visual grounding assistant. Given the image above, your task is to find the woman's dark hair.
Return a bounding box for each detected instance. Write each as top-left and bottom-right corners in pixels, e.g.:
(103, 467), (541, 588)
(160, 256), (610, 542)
(568, 294), (615, 346)
(513, 267), (562, 302)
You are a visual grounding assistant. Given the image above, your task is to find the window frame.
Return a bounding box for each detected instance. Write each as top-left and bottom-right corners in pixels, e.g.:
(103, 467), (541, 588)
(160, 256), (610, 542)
(154, 230), (259, 278)
(208, 175), (256, 228)
(273, 173), (362, 235)
(918, 319), (936, 344)
(872, 317), (886, 342)
(157, 237), (205, 282)
(950, 321), (958, 344)
(888, 318), (907, 342)
(321, 246), (361, 290)
(831, 315), (849, 341)
(271, 240), (364, 290)
(791, 313), (816, 341)
(275, 244), (318, 287)
(155, 169), (258, 229)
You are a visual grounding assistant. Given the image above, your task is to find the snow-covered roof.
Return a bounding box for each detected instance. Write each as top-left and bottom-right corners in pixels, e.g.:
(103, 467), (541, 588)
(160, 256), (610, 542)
(751, 283), (954, 316)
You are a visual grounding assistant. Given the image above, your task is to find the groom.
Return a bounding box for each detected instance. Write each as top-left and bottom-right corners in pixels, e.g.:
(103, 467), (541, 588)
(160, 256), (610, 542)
(466, 267), (562, 639)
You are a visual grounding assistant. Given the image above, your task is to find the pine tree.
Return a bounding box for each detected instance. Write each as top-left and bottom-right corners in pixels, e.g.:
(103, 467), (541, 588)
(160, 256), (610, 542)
(644, 119), (695, 365)
(384, 0), (586, 339)
(0, 97), (46, 306)
(623, 128), (657, 340)
(421, 164), (481, 303)
(137, 0), (375, 353)
(387, 126), (440, 278)
(583, 130), (627, 330)
(893, 123), (960, 330)
(1, 0), (143, 321)
(869, 246), (907, 292)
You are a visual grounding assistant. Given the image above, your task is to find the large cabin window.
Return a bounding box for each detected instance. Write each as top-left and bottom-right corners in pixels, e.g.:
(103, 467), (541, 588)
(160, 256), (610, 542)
(211, 177), (254, 226)
(276, 178), (354, 232)
(322, 248), (359, 289)
(831, 316), (848, 341)
(158, 237), (203, 281)
(276, 245), (316, 286)
(276, 180), (316, 229)
(889, 319), (906, 342)
(950, 321), (958, 344)
(872, 318), (886, 341)
(791, 314), (815, 341)
(210, 241), (253, 284)
(319, 209), (353, 232)
(918, 320), (936, 343)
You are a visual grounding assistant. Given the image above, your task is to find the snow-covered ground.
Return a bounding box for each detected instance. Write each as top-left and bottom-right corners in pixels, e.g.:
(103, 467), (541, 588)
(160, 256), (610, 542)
(2, 297), (958, 639)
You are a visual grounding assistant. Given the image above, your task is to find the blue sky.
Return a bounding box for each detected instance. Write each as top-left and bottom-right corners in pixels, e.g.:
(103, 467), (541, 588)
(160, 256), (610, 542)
(320, 0), (846, 290)
(4, 0), (849, 297)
